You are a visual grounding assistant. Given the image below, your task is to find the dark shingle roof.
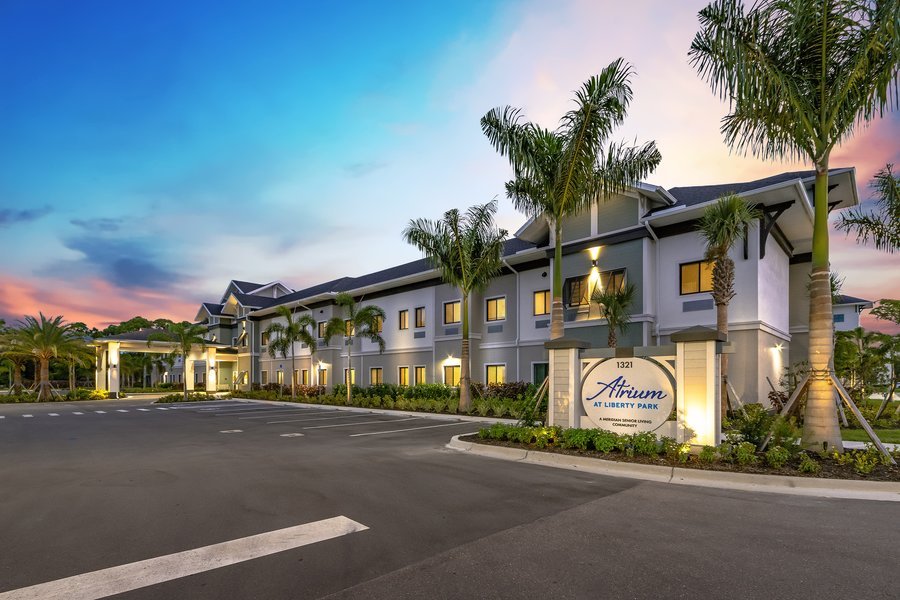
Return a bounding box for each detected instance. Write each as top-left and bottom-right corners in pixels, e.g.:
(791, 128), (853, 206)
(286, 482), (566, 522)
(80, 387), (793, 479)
(231, 292), (277, 308)
(98, 328), (169, 341)
(232, 280), (264, 293)
(202, 302), (225, 316)
(835, 294), (871, 306)
(665, 170), (817, 208)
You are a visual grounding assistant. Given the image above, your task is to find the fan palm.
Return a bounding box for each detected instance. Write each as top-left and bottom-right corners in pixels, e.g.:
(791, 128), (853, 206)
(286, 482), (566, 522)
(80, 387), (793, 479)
(147, 322), (208, 402)
(322, 293), (385, 405)
(697, 193), (762, 413)
(482, 58), (661, 340)
(837, 164), (900, 253)
(689, 0), (900, 450)
(264, 306), (317, 401)
(404, 201), (508, 412)
(8, 314), (86, 401)
(591, 281), (636, 348)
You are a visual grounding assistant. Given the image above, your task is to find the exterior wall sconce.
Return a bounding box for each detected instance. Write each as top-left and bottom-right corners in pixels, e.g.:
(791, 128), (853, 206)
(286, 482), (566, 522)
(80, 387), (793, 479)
(591, 259), (598, 268)
(110, 363), (118, 370)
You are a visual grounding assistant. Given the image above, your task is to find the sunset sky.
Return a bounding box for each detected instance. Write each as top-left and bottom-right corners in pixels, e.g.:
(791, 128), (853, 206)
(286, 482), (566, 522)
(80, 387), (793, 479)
(1, 0), (898, 332)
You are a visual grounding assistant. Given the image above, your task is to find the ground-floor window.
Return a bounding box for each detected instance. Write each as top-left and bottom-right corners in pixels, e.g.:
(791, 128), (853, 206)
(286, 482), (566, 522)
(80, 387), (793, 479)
(485, 364), (506, 385)
(277, 370), (284, 385)
(414, 366), (426, 385)
(370, 367), (383, 385)
(532, 362), (549, 385)
(398, 366), (409, 386)
(261, 370), (268, 385)
(300, 369), (309, 386)
(242, 372), (249, 385)
(318, 368), (328, 386)
(344, 368), (355, 386)
(443, 365), (460, 387)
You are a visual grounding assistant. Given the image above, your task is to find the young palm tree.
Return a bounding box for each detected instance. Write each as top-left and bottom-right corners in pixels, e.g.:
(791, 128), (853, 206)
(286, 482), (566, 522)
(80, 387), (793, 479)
(697, 193), (761, 414)
(482, 58), (662, 340)
(0, 347), (29, 393)
(689, 0), (900, 450)
(404, 201), (508, 412)
(147, 322), (208, 402)
(322, 293), (385, 405)
(591, 282), (636, 349)
(837, 164), (900, 253)
(8, 314), (85, 401)
(63, 345), (94, 393)
(264, 305), (317, 401)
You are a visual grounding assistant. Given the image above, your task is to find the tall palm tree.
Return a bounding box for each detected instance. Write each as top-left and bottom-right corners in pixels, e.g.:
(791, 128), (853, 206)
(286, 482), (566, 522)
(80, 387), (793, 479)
(482, 58), (662, 340)
(322, 293), (385, 405)
(147, 322), (208, 402)
(697, 193), (761, 413)
(8, 314), (85, 401)
(591, 282), (636, 349)
(63, 344), (94, 392)
(689, 0), (900, 451)
(837, 164), (900, 253)
(404, 201), (508, 412)
(264, 305), (317, 401)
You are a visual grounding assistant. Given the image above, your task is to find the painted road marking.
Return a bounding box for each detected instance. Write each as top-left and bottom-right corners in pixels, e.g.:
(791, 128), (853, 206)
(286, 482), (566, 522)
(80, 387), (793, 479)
(0, 416), (5, 419)
(267, 413), (378, 425)
(349, 421), (471, 437)
(116, 410), (129, 413)
(212, 408), (299, 416)
(0, 516), (368, 600)
(303, 417), (420, 430)
(48, 413), (59, 417)
(137, 409), (150, 412)
(280, 433), (305, 437)
(155, 408), (168, 411)
(72, 412), (83, 415)
(23, 415), (33, 418)
(236, 410), (312, 419)
(219, 430), (243, 434)
(94, 411), (106, 414)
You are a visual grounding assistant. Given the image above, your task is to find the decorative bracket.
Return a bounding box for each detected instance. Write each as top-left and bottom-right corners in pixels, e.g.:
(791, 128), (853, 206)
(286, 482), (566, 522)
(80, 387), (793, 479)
(758, 200), (794, 259)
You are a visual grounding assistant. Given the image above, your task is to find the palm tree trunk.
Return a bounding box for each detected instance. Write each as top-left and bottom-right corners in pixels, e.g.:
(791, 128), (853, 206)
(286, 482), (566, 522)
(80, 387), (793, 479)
(550, 221), (565, 340)
(37, 358), (51, 402)
(183, 352), (189, 403)
(12, 362), (23, 393)
(717, 300), (729, 416)
(346, 341), (352, 405)
(459, 293), (471, 413)
(608, 327), (616, 348)
(290, 346), (296, 401)
(69, 360), (76, 392)
(803, 160), (843, 451)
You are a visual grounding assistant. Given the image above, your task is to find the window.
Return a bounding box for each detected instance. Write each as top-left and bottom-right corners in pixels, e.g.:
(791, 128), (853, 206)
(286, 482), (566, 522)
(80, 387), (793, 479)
(374, 315), (383, 333)
(261, 331), (270, 346)
(318, 321), (327, 339)
(318, 368), (328, 386)
(534, 290), (550, 316)
(343, 368), (355, 385)
(293, 369), (300, 386)
(414, 366), (426, 385)
(443, 365), (461, 387)
(277, 370), (284, 385)
(261, 370), (269, 385)
(415, 307), (426, 328)
(533, 362), (549, 385)
(300, 369), (309, 386)
(565, 276), (589, 307)
(680, 260), (715, 295)
(598, 269), (626, 293)
(833, 313), (845, 323)
(242, 372), (249, 385)
(398, 310), (409, 330)
(486, 364), (506, 385)
(231, 336), (237, 347)
(486, 297), (506, 322)
(398, 366), (409, 386)
(444, 301), (461, 324)
(370, 367), (383, 385)
(565, 269), (627, 306)
(345, 320), (354, 337)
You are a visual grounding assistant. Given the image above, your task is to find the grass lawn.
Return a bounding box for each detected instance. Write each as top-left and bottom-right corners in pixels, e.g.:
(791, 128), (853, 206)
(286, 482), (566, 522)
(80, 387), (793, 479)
(842, 429), (900, 443)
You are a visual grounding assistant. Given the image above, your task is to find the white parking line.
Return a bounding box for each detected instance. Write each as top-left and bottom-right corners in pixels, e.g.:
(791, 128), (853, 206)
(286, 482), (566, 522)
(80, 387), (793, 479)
(349, 421), (471, 437)
(23, 415), (33, 418)
(266, 413), (375, 424)
(155, 408), (168, 411)
(212, 408), (303, 417)
(279, 433), (304, 437)
(116, 410), (129, 413)
(94, 411), (106, 414)
(303, 417), (420, 430)
(236, 410), (312, 419)
(48, 413), (59, 416)
(72, 412), (83, 415)
(137, 409), (150, 412)
(219, 430), (243, 434)
(0, 516), (368, 600)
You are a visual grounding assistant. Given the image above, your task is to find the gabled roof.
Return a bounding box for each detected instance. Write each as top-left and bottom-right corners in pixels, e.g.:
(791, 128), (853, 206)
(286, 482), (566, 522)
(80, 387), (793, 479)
(231, 292), (278, 309)
(202, 302), (225, 316)
(835, 294), (872, 307)
(665, 170), (819, 208)
(232, 280), (265, 294)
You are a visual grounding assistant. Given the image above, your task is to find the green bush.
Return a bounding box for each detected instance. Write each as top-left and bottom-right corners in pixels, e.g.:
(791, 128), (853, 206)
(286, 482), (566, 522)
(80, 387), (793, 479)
(735, 442), (758, 466)
(561, 428), (592, 450)
(698, 445), (717, 464)
(591, 430), (618, 454)
(157, 392), (213, 403)
(765, 446), (790, 469)
(853, 451), (879, 475)
(724, 404), (773, 446)
(797, 452), (821, 474)
(632, 432), (660, 456)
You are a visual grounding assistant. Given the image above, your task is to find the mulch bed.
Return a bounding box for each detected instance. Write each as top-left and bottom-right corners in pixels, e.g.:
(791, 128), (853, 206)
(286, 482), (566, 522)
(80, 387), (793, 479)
(461, 435), (900, 482)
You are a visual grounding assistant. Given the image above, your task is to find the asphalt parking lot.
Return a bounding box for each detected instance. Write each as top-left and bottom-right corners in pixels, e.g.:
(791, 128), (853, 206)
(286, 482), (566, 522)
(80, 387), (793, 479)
(0, 398), (895, 600)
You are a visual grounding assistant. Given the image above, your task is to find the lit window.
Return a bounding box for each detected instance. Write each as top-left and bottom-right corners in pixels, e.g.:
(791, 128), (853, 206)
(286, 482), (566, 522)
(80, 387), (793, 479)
(414, 366), (426, 385)
(533, 290), (550, 316)
(565, 277), (589, 307)
(415, 307), (426, 328)
(398, 366), (409, 386)
(277, 370), (284, 385)
(444, 301), (461, 324)
(293, 369), (299, 386)
(318, 368), (328, 386)
(398, 310), (409, 330)
(345, 320), (354, 337)
(317, 322), (326, 339)
(374, 315), (383, 333)
(370, 367), (383, 385)
(261, 370), (268, 385)
(261, 331), (270, 346)
(443, 365), (461, 386)
(343, 368), (355, 385)
(300, 369), (309, 386)
(485, 364), (506, 385)
(598, 269), (626, 293)
(680, 260), (715, 295)
(486, 297), (506, 322)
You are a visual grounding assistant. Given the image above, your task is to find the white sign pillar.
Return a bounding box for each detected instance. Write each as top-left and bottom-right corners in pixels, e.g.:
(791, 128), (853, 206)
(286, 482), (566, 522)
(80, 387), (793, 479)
(672, 327), (724, 447)
(184, 355), (195, 392)
(95, 346), (107, 392)
(546, 339), (590, 428)
(206, 347), (217, 393)
(107, 342), (121, 398)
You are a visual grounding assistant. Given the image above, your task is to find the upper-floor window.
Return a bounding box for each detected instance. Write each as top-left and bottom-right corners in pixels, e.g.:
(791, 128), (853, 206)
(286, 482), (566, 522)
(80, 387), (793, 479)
(534, 290), (550, 316)
(486, 297), (506, 322)
(260, 331), (270, 346)
(680, 260), (715, 295)
(398, 310), (409, 330)
(564, 269), (626, 307)
(833, 313), (845, 323)
(444, 301), (461, 325)
(317, 321), (327, 339)
(374, 315), (383, 333)
(345, 320), (354, 337)
(415, 307), (426, 328)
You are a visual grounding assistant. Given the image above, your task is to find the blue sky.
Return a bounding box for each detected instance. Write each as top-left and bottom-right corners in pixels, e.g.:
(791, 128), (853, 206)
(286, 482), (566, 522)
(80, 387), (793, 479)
(1, 0), (898, 328)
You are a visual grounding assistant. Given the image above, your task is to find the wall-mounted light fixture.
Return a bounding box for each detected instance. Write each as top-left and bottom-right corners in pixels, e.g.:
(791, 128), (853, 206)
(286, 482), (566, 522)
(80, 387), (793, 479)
(591, 259), (598, 268)
(110, 363), (118, 370)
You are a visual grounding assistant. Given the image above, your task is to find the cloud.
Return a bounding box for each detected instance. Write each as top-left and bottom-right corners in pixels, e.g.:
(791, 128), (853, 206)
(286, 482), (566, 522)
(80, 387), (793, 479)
(70, 217), (124, 232)
(0, 205), (52, 227)
(344, 161), (388, 178)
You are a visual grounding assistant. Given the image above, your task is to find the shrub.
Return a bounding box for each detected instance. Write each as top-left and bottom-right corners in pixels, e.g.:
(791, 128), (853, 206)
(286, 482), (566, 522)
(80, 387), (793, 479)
(769, 416), (802, 454)
(532, 426), (560, 449)
(735, 442), (758, 466)
(632, 432), (660, 456)
(853, 451), (879, 475)
(561, 428), (592, 451)
(724, 404), (773, 446)
(765, 446), (790, 469)
(512, 427), (534, 445)
(592, 430), (618, 454)
(716, 443), (735, 462)
(830, 449), (854, 466)
(157, 392), (212, 403)
(698, 445), (717, 464)
(797, 452), (821, 474)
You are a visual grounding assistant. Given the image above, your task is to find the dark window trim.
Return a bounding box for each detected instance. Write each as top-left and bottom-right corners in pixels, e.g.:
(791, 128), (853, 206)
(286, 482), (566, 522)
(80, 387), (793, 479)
(485, 295), (506, 322)
(443, 300), (461, 325)
(679, 259), (715, 296)
(533, 289), (550, 316)
(414, 307), (426, 328)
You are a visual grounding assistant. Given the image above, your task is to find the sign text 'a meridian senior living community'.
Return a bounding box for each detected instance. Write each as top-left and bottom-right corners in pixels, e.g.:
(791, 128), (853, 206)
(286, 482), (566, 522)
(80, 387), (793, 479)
(581, 358), (675, 434)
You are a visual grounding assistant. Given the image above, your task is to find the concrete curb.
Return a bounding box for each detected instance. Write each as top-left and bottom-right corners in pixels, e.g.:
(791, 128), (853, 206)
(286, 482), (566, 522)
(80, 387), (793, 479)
(446, 435), (900, 502)
(228, 397), (519, 426)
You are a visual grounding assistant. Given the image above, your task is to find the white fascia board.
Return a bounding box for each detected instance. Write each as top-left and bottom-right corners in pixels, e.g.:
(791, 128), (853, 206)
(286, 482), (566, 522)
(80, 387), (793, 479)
(246, 280), (294, 295)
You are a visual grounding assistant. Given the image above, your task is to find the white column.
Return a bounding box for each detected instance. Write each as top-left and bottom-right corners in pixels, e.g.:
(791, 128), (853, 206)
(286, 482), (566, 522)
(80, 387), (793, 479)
(673, 328), (723, 447)
(545, 339), (590, 428)
(95, 347), (107, 391)
(206, 347), (217, 392)
(184, 355), (195, 391)
(108, 342), (120, 398)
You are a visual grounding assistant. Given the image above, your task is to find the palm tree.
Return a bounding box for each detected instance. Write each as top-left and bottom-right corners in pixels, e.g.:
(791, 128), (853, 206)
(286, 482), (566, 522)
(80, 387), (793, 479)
(322, 293), (385, 405)
(689, 0), (900, 451)
(62, 345), (94, 393)
(404, 201), (508, 412)
(591, 282), (636, 349)
(482, 58), (662, 340)
(837, 164), (900, 253)
(264, 305), (317, 401)
(0, 347), (28, 394)
(697, 193), (761, 414)
(147, 322), (208, 402)
(8, 314), (85, 401)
